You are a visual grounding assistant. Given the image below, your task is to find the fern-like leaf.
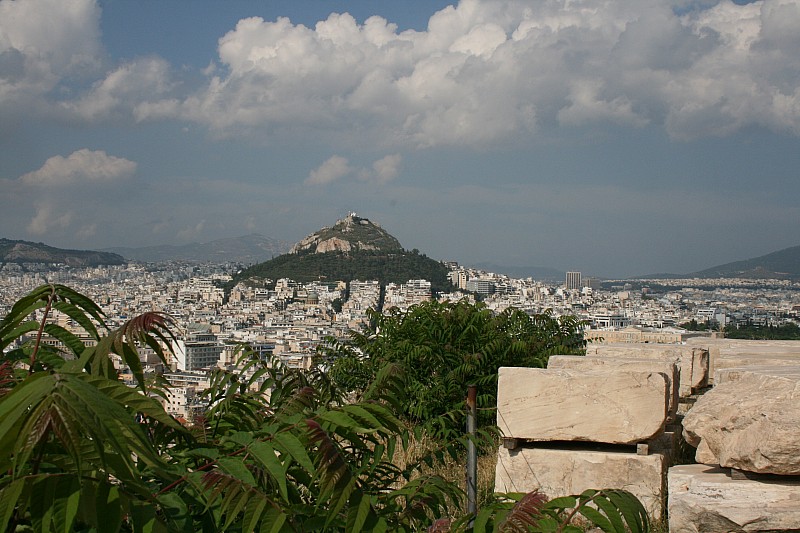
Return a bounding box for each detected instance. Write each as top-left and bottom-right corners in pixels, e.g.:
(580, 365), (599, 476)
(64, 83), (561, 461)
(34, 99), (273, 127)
(201, 470), (282, 531)
(496, 491), (549, 532)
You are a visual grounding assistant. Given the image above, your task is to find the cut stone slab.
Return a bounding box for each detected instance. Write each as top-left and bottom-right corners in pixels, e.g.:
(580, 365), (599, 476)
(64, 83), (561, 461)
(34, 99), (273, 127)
(682, 369), (800, 474)
(547, 355), (680, 421)
(495, 445), (667, 518)
(668, 464), (800, 532)
(687, 339), (800, 354)
(713, 355), (800, 383)
(589, 343), (709, 396)
(686, 338), (800, 384)
(715, 365), (800, 385)
(497, 367), (668, 445)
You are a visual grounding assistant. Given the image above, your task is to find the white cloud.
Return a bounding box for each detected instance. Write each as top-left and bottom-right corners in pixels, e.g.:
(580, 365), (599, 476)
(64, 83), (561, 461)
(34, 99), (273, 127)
(358, 154), (402, 184)
(450, 22), (507, 58)
(3, 0), (800, 144)
(134, 98), (181, 122)
(306, 155), (352, 185)
(166, 0), (800, 145)
(62, 57), (174, 121)
(0, 0), (175, 123)
(308, 154), (402, 185)
(558, 80), (650, 127)
(20, 149), (137, 187)
(0, 0), (102, 103)
(27, 201), (74, 235)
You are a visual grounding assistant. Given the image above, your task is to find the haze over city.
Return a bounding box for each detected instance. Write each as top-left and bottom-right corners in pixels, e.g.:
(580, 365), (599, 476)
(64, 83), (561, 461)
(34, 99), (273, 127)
(1, 0), (799, 278)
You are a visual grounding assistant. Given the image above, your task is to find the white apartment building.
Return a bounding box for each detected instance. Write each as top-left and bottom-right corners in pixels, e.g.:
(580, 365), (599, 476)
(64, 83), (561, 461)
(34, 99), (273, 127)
(171, 330), (224, 371)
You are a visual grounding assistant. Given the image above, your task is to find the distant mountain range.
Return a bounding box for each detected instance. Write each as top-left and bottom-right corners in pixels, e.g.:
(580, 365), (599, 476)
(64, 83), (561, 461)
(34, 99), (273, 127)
(637, 245), (800, 281)
(103, 234), (292, 264)
(3, 231), (798, 282)
(0, 238), (124, 267)
(688, 245), (800, 280)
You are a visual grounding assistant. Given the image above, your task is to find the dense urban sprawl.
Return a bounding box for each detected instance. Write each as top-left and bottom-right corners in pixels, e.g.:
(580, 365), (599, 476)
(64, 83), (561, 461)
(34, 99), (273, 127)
(2, 260), (799, 422)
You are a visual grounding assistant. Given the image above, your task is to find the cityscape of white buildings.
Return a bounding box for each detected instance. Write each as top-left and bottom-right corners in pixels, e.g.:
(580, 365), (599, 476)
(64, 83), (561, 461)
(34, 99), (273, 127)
(3, 260), (799, 421)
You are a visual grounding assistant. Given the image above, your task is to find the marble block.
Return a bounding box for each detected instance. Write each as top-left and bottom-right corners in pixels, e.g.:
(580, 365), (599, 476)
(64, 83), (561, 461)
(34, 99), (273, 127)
(497, 367), (668, 445)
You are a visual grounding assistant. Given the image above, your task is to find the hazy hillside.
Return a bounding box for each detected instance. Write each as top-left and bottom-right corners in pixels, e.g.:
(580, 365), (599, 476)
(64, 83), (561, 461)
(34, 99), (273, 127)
(0, 239), (125, 266)
(232, 214), (451, 292)
(104, 234), (292, 263)
(635, 244), (800, 280)
(690, 245), (800, 280)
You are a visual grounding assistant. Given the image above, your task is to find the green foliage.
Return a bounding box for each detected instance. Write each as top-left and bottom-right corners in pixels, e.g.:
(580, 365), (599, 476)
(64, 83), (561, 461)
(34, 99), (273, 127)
(0, 283), (106, 368)
(0, 285), (185, 532)
(451, 488), (649, 532)
(322, 300), (587, 429)
(678, 319), (714, 332)
(1, 285), (645, 532)
(723, 322), (800, 340)
(0, 285), (465, 531)
(188, 358), (465, 532)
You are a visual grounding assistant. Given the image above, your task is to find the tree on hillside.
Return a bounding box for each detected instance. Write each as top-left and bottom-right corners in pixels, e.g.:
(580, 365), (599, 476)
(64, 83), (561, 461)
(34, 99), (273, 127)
(232, 250), (452, 294)
(321, 300), (588, 429)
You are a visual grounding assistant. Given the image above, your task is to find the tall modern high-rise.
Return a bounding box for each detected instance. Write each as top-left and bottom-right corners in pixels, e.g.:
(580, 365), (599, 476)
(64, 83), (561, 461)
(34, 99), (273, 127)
(565, 271), (582, 290)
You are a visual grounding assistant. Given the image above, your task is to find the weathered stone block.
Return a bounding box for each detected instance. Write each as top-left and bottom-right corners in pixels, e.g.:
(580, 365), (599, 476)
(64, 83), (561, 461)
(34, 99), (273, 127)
(590, 344), (709, 396)
(713, 355), (800, 382)
(547, 355), (680, 421)
(715, 365), (800, 384)
(495, 446), (667, 518)
(497, 367), (668, 445)
(686, 338), (800, 384)
(668, 464), (800, 532)
(683, 369), (800, 474)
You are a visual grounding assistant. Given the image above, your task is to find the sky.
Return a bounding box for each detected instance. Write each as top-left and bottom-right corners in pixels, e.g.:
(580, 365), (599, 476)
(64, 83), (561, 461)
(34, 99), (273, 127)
(1, 0), (799, 278)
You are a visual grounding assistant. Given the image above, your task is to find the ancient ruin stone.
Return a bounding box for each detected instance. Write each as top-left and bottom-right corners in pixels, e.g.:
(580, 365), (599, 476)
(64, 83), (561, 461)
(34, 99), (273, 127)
(497, 367), (668, 445)
(686, 338), (800, 384)
(668, 464), (800, 532)
(590, 344), (709, 397)
(682, 368), (800, 474)
(547, 355), (680, 421)
(495, 446), (667, 518)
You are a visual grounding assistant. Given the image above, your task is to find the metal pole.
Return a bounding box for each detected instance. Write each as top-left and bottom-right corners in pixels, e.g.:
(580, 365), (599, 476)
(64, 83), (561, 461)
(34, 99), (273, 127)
(466, 384), (478, 520)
